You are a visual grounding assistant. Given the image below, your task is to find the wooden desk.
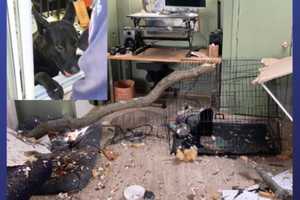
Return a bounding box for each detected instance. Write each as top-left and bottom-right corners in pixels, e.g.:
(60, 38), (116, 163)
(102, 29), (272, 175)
(108, 47), (221, 64)
(108, 47), (221, 101)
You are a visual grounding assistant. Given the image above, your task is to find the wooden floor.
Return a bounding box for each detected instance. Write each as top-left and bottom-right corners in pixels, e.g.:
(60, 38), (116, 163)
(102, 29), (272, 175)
(31, 105), (292, 200)
(32, 139), (264, 200)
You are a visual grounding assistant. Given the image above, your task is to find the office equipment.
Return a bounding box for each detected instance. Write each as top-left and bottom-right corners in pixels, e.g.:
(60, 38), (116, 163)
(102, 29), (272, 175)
(143, 0), (164, 13)
(165, 0), (206, 12)
(127, 12), (199, 56)
(123, 27), (136, 48)
(122, 27), (144, 52)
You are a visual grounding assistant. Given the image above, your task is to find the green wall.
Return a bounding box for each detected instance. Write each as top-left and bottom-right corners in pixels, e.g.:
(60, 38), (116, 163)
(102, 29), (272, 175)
(221, 0), (292, 116)
(222, 0), (292, 59)
(15, 101), (76, 124)
(108, 0), (119, 47)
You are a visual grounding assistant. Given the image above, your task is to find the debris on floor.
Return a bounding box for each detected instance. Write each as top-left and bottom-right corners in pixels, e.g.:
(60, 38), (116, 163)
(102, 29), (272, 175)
(57, 192), (71, 200)
(92, 168), (101, 178)
(50, 125), (90, 150)
(272, 169), (293, 192)
(183, 146), (198, 162)
(175, 146), (198, 162)
(221, 189), (273, 200)
(30, 138), (293, 200)
(123, 185), (156, 200)
(175, 148), (185, 161)
(65, 126), (90, 142)
(7, 124), (102, 200)
(129, 143), (145, 148)
(124, 185), (146, 200)
(256, 168), (293, 200)
(102, 148), (120, 161)
(7, 128), (51, 167)
(239, 156), (293, 200)
(21, 166), (32, 178)
(144, 190), (155, 200)
(220, 184), (275, 200)
(28, 102), (292, 200)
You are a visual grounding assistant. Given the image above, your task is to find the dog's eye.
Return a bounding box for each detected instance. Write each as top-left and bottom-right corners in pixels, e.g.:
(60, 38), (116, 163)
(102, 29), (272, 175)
(56, 45), (64, 51)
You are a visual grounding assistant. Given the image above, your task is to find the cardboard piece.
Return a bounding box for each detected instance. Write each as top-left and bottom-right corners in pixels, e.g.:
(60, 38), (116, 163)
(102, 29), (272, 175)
(7, 128), (51, 167)
(73, 0), (90, 28)
(252, 57), (292, 84)
(208, 44), (219, 58)
(272, 170), (293, 192)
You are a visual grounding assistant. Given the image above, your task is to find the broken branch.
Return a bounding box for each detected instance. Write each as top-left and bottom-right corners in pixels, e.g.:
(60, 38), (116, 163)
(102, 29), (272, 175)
(25, 63), (216, 139)
(255, 168), (292, 200)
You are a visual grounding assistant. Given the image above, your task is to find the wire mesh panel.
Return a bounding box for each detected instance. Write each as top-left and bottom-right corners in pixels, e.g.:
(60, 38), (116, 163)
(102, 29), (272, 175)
(32, 0), (67, 18)
(166, 59), (281, 155)
(101, 107), (169, 147)
(220, 59), (278, 119)
(265, 75), (293, 118)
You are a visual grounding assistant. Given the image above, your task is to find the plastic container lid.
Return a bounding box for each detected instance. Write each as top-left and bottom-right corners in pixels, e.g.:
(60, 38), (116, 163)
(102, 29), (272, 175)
(124, 185), (146, 200)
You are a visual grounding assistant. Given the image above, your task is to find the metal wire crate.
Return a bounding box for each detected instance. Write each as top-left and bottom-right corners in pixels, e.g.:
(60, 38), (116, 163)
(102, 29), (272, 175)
(166, 59), (281, 155)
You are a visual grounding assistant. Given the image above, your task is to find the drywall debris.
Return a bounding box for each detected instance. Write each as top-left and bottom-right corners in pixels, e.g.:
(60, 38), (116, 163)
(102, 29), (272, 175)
(272, 170), (293, 192)
(92, 169), (101, 178)
(183, 146), (198, 162)
(240, 156), (249, 163)
(175, 146), (198, 162)
(57, 193), (70, 199)
(102, 149), (120, 161)
(22, 166), (31, 178)
(176, 149), (185, 161)
(130, 143), (145, 148)
(221, 190), (271, 200)
(258, 191), (275, 199)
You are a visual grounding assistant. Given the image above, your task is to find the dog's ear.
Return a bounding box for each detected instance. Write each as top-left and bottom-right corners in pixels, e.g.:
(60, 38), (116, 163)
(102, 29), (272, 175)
(32, 8), (49, 34)
(63, 1), (76, 23)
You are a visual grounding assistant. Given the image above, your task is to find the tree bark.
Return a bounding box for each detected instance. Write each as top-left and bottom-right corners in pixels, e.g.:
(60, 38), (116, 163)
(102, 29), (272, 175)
(255, 168), (292, 200)
(26, 63), (216, 139)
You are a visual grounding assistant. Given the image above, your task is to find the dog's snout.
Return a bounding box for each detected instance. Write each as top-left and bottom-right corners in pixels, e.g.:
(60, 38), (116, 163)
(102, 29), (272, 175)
(63, 65), (80, 77)
(70, 65), (80, 74)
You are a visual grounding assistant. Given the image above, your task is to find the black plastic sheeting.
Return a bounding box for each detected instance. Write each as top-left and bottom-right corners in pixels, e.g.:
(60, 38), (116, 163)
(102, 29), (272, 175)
(7, 159), (53, 200)
(7, 123), (101, 199)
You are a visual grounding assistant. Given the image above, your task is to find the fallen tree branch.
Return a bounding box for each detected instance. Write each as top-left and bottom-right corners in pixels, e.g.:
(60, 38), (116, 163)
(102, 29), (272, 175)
(255, 168), (292, 200)
(241, 158), (292, 200)
(26, 63), (216, 139)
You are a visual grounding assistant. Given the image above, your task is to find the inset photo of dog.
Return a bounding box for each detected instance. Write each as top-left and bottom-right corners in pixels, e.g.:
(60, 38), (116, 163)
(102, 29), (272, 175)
(7, 0), (108, 100)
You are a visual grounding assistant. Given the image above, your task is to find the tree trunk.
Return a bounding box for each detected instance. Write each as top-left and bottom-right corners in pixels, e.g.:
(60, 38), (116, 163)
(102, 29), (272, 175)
(26, 63), (216, 139)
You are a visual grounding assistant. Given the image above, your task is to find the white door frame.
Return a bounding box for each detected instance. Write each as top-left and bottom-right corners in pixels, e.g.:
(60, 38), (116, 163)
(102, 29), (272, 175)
(7, 0), (35, 99)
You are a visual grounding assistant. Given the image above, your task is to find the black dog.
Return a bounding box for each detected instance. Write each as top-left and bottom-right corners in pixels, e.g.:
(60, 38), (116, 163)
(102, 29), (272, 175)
(33, 2), (83, 99)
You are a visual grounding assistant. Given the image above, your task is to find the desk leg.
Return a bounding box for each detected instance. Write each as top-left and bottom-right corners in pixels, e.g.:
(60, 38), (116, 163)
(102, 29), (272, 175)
(122, 61), (127, 79)
(129, 61), (133, 80)
(108, 60), (114, 103)
(118, 61), (122, 80)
